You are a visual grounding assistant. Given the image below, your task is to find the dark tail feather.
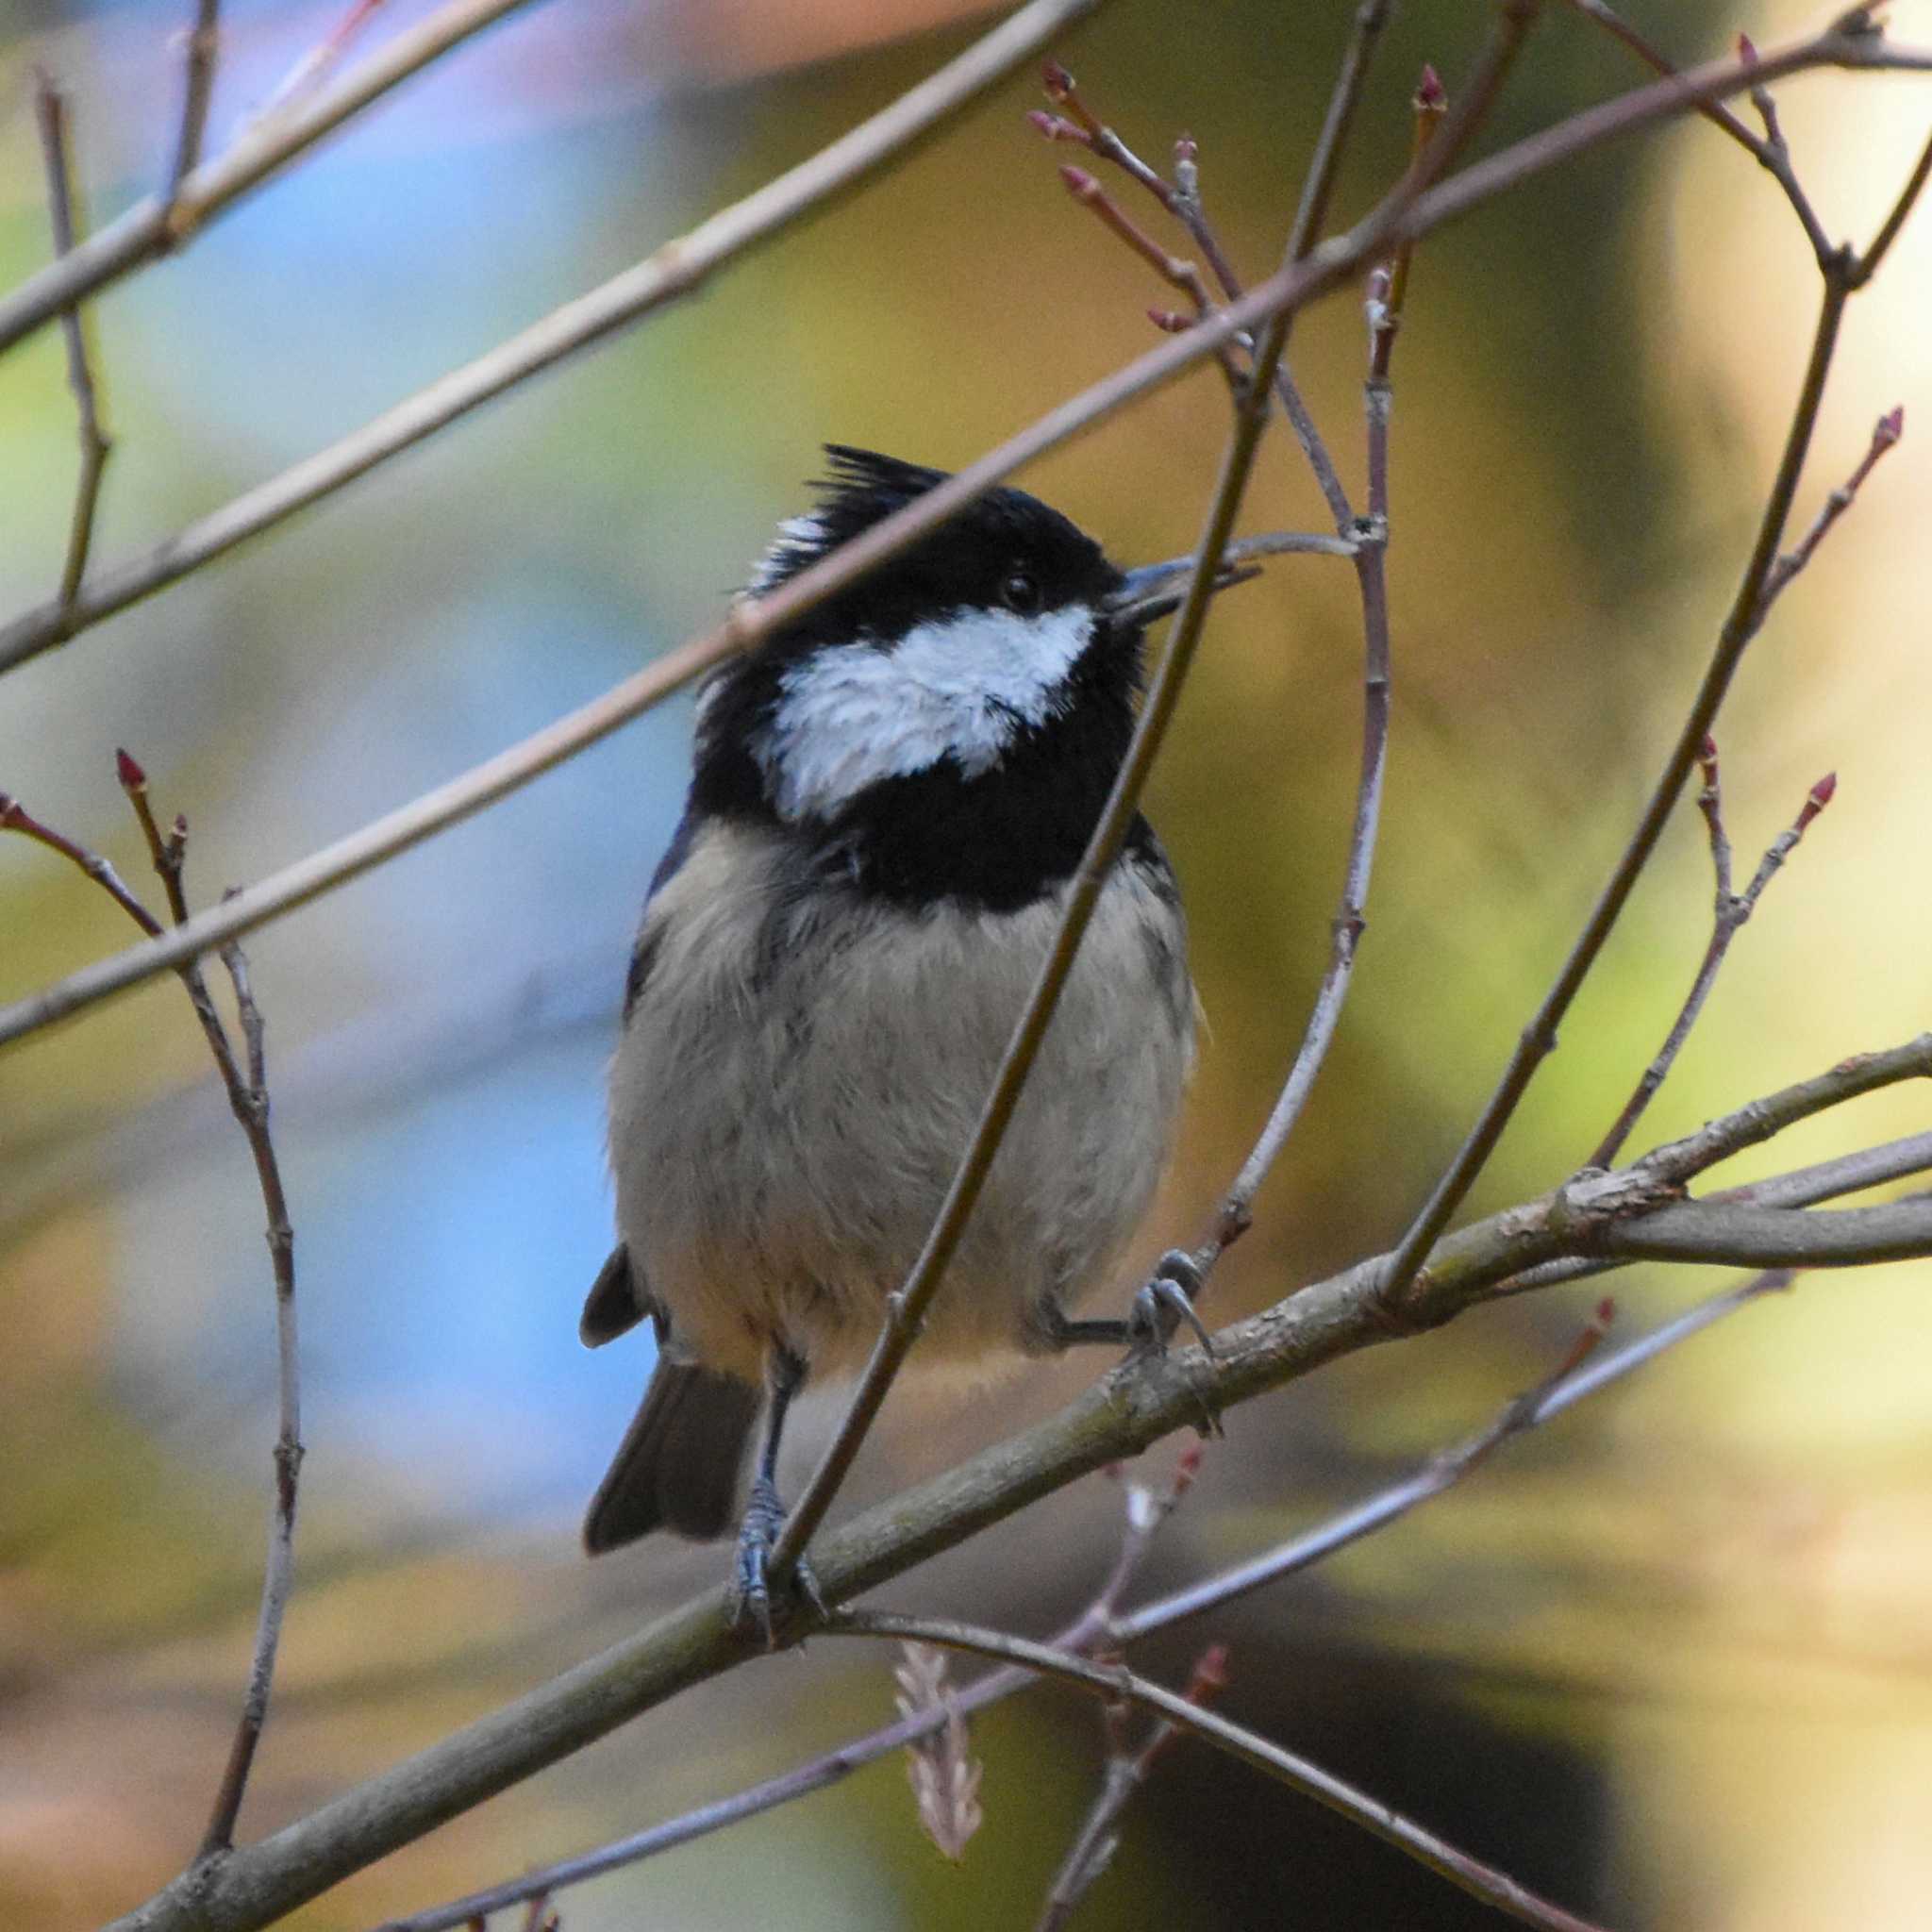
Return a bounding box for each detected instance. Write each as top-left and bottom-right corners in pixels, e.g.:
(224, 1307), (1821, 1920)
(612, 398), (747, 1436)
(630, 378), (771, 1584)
(583, 1357), (761, 1553)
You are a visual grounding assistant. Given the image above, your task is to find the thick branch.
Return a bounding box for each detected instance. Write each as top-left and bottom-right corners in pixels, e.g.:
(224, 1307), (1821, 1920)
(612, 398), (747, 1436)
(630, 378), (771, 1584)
(100, 1033), (1932, 1932)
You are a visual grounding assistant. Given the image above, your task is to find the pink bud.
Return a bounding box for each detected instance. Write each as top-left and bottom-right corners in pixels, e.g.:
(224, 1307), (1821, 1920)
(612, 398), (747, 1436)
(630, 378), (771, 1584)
(1416, 64), (1445, 108)
(1059, 163), (1098, 198)
(1876, 405), (1905, 447)
(1808, 771), (1838, 809)
(1041, 58), (1073, 98)
(1737, 31), (1758, 64)
(115, 747), (145, 790)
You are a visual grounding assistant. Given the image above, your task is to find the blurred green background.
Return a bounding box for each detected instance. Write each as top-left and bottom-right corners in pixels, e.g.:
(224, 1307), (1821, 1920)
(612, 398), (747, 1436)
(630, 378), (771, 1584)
(3, 1), (1930, 1926)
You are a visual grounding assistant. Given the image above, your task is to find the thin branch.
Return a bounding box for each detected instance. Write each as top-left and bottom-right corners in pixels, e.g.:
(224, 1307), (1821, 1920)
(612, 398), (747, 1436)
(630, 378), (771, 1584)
(197, 927), (304, 1857)
(1765, 404), (1905, 598)
(1054, 161), (1244, 392)
(1566, 2), (1836, 267)
(164, 0), (222, 221)
(102, 1032), (1932, 1932)
(1379, 245), (1855, 1317)
(828, 1609), (1610, 1932)
(1112, 1274), (1774, 1640)
(1286, 0), (1396, 265)
(31, 72), (114, 613)
(0, 0), (1108, 675)
(0, 0), (546, 358)
(769, 1), (1542, 1590)
(1035, 1641), (1228, 1930)
(376, 1451), (1203, 1932)
(2, 759), (307, 1857)
(376, 1277), (1757, 1932)
(1852, 121), (1932, 284)
(1028, 67), (1356, 529)
(1590, 758), (1835, 1169)
(5, 21), (1928, 1043)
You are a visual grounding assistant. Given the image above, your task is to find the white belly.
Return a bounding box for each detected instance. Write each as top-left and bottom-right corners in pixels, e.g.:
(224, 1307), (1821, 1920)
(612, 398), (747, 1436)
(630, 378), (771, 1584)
(608, 820), (1193, 1386)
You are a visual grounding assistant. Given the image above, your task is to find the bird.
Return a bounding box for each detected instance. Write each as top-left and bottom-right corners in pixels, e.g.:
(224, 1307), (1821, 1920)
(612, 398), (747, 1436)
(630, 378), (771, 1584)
(579, 445), (1241, 1626)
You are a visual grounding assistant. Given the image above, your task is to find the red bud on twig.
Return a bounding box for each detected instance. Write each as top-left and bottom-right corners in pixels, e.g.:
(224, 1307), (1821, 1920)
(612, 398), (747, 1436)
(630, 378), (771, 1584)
(1737, 32), (1758, 66)
(1059, 162), (1099, 201)
(1184, 1643), (1231, 1705)
(1795, 771), (1838, 833)
(1147, 308), (1194, 333)
(1874, 404), (1905, 448)
(1415, 63), (1446, 110)
(115, 747), (146, 792)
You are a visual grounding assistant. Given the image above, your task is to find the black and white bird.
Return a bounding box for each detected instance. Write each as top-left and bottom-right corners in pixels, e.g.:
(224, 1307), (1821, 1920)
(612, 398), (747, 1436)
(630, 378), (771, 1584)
(579, 447), (1238, 1620)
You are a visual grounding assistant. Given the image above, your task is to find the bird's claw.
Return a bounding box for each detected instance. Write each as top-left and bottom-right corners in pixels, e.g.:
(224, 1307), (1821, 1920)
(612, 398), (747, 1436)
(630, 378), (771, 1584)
(729, 1476), (825, 1646)
(1126, 1249), (1214, 1361)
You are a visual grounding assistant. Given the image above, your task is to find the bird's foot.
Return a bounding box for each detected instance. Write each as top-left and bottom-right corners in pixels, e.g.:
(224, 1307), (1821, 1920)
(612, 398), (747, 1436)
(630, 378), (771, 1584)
(729, 1476), (825, 1647)
(1125, 1249), (1215, 1361)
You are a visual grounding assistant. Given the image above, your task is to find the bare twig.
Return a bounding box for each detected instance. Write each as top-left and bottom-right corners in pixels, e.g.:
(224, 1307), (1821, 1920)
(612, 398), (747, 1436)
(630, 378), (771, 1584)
(31, 73), (113, 613)
(257, 0), (390, 122)
(5, 25), (1928, 1034)
(1379, 243), (1857, 1316)
(197, 925), (304, 1857)
(104, 1032), (1932, 1932)
(1766, 404), (1905, 598)
(0, 0), (545, 358)
(1036, 1641), (1228, 1929)
(0, 0), (1108, 675)
(373, 1274), (1753, 1932)
(376, 1448), (1203, 1932)
(769, 2), (1543, 1592)
(1567, 3), (1837, 266)
(829, 1609), (1609, 1932)
(164, 0), (222, 222)
(1590, 756), (1836, 1169)
(3, 758), (307, 1857)
(1852, 122), (1932, 284)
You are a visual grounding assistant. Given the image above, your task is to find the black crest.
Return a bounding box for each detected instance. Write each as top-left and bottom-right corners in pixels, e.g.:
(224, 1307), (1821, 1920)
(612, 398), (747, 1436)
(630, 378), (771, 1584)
(684, 447), (1154, 911)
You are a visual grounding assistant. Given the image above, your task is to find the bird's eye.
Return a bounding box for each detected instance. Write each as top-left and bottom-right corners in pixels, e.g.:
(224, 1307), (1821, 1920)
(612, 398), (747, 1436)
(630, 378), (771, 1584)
(1001, 569), (1042, 616)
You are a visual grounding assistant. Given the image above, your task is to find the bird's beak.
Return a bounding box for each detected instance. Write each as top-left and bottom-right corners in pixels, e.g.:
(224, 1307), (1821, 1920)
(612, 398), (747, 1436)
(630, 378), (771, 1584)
(1106, 551), (1262, 630)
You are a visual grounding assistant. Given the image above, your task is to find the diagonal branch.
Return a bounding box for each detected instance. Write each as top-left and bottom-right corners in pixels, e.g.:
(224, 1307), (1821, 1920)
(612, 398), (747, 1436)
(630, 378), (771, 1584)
(0, 0), (547, 358)
(164, 0), (222, 220)
(4, 20), (1928, 1051)
(95, 1030), (1932, 1932)
(3, 761), (306, 1855)
(828, 1609), (1609, 1932)
(770, 0), (1543, 1594)
(1378, 250), (1856, 1315)
(31, 72), (114, 614)
(0, 0), (1108, 674)
(1590, 757), (1835, 1169)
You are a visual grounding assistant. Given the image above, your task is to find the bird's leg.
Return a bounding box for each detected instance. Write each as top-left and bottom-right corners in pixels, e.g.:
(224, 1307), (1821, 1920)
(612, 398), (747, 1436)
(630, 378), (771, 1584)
(731, 1341), (823, 1643)
(1040, 1250), (1215, 1360)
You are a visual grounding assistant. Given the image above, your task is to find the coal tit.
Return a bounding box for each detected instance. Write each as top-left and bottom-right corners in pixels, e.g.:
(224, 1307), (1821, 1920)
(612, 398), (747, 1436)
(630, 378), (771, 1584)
(581, 447), (1234, 1615)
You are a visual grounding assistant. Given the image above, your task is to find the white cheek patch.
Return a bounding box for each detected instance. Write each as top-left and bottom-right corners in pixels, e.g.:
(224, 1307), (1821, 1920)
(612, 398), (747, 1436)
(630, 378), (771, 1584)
(747, 514), (828, 594)
(754, 604), (1093, 822)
